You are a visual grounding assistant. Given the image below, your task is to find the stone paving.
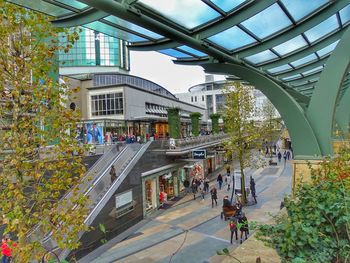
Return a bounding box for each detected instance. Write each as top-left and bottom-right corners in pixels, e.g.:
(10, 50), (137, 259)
(82, 157), (292, 263)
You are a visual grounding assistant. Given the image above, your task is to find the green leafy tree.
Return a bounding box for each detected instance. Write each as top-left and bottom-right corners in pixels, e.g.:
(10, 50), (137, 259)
(210, 113), (221, 134)
(223, 81), (263, 203)
(190, 112), (202, 137)
(257, 148), (350, 263)
(0, 2), (89, 261)
(260, 98), (278, 158)
(167, 107), (181, 139)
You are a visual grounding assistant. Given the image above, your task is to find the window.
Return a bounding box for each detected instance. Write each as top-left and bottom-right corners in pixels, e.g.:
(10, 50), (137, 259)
(91, 92), (123, 116)
(202, 95), (204, 101)
(195, 96), (197, 102)
(191, 96), (193, 102)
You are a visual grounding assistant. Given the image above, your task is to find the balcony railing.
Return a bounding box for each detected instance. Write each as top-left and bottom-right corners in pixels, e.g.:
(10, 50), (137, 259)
(168, 133), (229, 150)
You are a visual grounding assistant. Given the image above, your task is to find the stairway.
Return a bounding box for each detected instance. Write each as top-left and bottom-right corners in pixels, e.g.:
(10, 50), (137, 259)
(29, 142), (151, 259)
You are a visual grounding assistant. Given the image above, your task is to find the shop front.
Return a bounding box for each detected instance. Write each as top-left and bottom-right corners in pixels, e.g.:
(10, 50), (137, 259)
(141, 163), (186, 215)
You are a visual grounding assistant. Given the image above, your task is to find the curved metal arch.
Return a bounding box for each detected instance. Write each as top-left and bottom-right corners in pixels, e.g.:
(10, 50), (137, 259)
(336, 87), (350, 135)
(202, 62), (322, 157)
(262, 30), (343, 70)
(306, 26), (350, 155)
(236, 1), (349, 58)
(52, 8), (108, 27)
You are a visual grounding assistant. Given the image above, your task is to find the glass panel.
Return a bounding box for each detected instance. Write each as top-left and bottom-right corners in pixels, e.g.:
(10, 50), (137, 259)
(138, 0), (221, 29)
(339, 4), (350, 25)
(304, 15), (339, 43)
(290, 53), (318, 67)
(178, 46), (207, 57)
(84, 21), (147, 42)
(302, 65), (323, 76)
(104, 16), (163, 40)
(159, 49), (192, 58)
(268, 64), (293, 74)
(207, 26), (256, 50)
(7, 0), (72, 16)
(241, 3), (292, 39)
(272, 35), (308, 56)
(280, 0), (329, 22)
(316, 40), (339, 57)
(55, 0), (88, 9)
(244, 49), (278, 64)
(209, 0), (248, 12)
(282, 74), (301, 81)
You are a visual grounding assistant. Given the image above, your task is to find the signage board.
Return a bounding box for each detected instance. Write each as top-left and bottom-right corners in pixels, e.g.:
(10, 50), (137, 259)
(115, 190), (133, 208)
(192, 149), (206, 159)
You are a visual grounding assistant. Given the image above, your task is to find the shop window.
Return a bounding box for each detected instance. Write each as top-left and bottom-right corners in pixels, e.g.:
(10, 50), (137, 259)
(91, 92), (123, 116)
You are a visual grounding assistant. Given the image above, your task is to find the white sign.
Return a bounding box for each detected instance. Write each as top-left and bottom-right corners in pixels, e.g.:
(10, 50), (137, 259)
(115, 190), (133, 208)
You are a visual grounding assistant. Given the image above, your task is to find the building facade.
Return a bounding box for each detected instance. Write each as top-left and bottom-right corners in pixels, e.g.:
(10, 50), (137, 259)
(59, 27), (129, 76)
(66, 73), (206, 141)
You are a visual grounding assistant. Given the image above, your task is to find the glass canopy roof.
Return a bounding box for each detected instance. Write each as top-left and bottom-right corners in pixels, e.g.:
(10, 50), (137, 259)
(8, 0), (350, 98)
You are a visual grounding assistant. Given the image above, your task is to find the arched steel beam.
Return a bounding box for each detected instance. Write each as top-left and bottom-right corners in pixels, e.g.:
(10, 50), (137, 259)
(336, 87), (350, 135)
(75, 0), (309, 104)
(202, 62), (321, 158)
(236, 1), (349, 58)
(306, 26), (350, 155)
(52, 8), (108, 27)
(262, 30), (343, 70)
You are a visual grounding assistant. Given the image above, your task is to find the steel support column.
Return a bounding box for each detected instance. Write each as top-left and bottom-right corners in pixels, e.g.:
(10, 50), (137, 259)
(336, 86), (350, 136)
(306, 26), (350, 155)
(202, 63), (322, 158)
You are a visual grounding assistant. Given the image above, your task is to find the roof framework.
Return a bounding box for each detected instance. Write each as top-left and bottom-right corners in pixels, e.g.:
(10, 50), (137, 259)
(7, 0), (350, 157)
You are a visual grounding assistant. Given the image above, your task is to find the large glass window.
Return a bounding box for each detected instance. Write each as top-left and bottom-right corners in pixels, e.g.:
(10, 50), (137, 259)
(59, 27), (122, 67)
(91, 93), (123, 116)
(207, 95), (214, 116)
(216, 94), (226, 114)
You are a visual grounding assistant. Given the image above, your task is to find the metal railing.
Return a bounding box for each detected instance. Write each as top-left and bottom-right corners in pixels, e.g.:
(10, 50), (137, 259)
(169, 133), (229, 149)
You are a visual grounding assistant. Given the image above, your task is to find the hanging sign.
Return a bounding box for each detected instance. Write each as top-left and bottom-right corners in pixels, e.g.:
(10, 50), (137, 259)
(192, 149), (206, 159)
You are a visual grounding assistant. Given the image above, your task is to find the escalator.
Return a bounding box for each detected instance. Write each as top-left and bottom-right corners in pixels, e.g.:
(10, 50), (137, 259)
(29, 141), (152, 259)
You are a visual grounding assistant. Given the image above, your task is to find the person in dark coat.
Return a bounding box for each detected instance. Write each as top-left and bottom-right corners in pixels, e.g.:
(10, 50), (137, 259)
(238, 213), (249, 244)
(109, 165), (117, 184)
(250, 177), (257, 204)
(277, 151), (282, 162)
(217, 173), (223, 190)
(229, 218), (238, 243)
(210, 186), (218, 207)
(191, 181), (197, 200)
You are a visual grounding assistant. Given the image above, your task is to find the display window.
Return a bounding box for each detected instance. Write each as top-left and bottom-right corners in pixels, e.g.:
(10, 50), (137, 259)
(158, 173), (174, 200)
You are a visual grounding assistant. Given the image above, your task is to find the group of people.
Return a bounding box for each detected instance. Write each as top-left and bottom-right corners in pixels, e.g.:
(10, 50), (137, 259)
(277, 150), (292, 163)
(191, 178), (210, 200)
(216, 173), (232, 191)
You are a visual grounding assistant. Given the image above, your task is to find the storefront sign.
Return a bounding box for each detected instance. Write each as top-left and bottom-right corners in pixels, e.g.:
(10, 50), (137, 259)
(115, 190), (133, 208)
(192, 150), (206, 159)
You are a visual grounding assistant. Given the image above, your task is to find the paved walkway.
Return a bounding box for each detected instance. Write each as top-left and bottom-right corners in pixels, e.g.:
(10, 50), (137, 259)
(80, 157), (292, 263)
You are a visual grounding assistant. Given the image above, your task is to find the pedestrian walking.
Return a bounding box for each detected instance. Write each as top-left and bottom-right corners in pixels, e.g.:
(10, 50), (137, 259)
(191, 181), (197, 200)
(235, 200), (242, 217)
(204, 178), (210, 193)
(286, 150), (291, 160)
(226, 174), (232, 191)
(283, 151), (287, 164)
(1, 235), (16, 263)
(109, 165), (117, 184)
(250, 177), (257, 204)
(217, 173), (223, 190)
(277, 151), (282, 162)
(238, 213), (249, 244)
(200, 184), (205, 200)
(210, 186), (218, 207)
(229, 218), (238, 243)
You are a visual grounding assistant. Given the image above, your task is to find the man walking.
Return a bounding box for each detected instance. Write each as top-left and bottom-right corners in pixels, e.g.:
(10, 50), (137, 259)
(210, 186), (218, 207)
(217, 173), (223, 190)
(229, 218), (238, 244)
(250, 177), (257, 204)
